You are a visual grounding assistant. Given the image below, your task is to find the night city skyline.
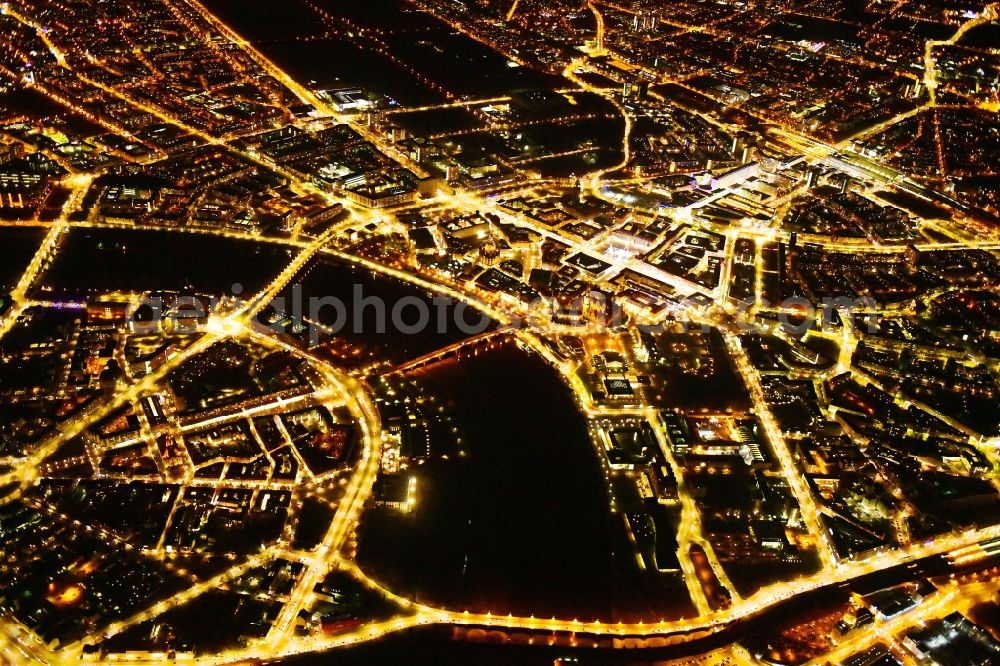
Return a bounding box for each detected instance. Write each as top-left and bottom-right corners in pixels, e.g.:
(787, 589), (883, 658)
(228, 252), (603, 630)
(1, 0), (1000, 664)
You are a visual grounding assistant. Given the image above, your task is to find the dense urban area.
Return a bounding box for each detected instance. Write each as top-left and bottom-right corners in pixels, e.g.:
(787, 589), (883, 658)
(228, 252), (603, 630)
(1, 0), (1000, 664)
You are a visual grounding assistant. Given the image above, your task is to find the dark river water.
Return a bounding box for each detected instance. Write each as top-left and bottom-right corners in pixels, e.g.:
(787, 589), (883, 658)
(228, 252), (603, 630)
(358, 345), (624, 618)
